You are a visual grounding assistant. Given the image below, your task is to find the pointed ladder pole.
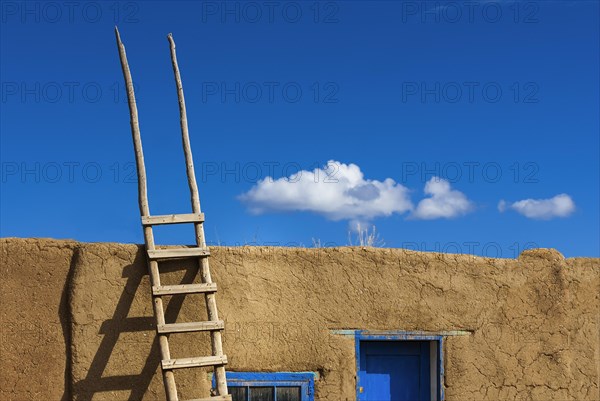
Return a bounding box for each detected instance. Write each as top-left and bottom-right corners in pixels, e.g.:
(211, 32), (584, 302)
(115, 27), (179, 401)
(167, 33), (229, 397)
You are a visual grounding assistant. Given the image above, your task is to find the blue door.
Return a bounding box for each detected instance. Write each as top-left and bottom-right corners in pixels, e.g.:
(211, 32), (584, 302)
(358, 341), (431, 401)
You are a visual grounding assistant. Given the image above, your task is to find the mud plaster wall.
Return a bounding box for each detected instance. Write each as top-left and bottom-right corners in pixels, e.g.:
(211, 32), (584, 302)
(1, 238), (599, 401)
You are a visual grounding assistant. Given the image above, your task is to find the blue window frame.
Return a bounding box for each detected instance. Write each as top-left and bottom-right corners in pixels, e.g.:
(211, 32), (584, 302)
(214, 372), (315, 401)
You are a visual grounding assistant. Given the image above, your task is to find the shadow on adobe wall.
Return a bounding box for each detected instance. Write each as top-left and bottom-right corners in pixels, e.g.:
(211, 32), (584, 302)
(59, 248), (77, 401)
(69, 248), (200, 400)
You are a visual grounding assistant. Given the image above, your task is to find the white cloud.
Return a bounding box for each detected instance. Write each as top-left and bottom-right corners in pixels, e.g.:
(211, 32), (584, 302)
(410, 177), (474, 220)
(498, 194), (575, 220)
(238, 160), (413, 224)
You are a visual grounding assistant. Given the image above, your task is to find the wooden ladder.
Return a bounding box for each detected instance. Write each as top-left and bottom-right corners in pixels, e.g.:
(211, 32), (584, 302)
(115, 28), (231, 401)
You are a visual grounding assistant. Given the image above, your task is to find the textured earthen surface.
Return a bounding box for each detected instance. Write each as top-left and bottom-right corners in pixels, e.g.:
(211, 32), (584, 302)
(1, 238), (77, 401)
(1, 238), (599, 400)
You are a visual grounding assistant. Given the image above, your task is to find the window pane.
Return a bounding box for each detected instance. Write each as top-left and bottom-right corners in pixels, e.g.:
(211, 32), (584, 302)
(276, 387), (301, 401)
(230, 387), (247, 401)
(249, 387), (274, 401)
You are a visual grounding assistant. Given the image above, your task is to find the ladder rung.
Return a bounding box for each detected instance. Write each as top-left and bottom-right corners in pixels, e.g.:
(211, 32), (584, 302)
(157, 320), (224, 334)
(185, 396), (232, 401)
(162, 355), (228, 370)
(153, 283), (217, 296)
(142, 213), (205, 226)
(148, 247), (210, 260)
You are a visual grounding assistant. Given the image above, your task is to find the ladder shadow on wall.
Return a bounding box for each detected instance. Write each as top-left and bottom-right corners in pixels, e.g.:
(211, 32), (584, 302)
(71, 248), (200, 400)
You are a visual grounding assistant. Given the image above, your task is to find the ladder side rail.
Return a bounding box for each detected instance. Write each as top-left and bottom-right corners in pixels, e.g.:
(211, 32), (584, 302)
(167, 33), (229, 397)
(167, 33), (202, 215)
(146, 230), (179, 401)
(116, 27), (179, 401)
(115, 27), (150, 218)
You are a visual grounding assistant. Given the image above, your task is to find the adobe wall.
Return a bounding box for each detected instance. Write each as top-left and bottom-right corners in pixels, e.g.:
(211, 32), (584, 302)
(1, 238), (77, 401)
(1, 238), (599, 400)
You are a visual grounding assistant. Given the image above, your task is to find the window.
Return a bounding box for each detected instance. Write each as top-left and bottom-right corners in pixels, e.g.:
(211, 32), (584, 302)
(216, 372), (315, 401)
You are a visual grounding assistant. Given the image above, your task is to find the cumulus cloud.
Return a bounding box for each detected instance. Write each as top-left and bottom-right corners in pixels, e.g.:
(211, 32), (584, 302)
(498, 194), (575, 220)
(238, 161), (413, 225)
(410, 177), (474, 220)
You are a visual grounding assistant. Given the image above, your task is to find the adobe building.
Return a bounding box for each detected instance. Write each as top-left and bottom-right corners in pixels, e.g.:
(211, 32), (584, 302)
(1, 237), (599, 400)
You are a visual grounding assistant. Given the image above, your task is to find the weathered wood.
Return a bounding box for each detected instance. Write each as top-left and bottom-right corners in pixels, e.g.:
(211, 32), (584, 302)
(115, 27), (150, 218)
(148, 247), (210, 260)
(162, 355), (227, 370)
(157, 320), (225, 334)
(116, 27), (179, 401)
(142, 213), (205, 226)
(168, 33), (229, 397)
(167, 33), (202, 214)
(153, 283), (217, 296)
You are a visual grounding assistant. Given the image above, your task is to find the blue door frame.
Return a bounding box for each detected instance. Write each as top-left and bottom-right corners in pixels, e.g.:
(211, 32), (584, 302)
(355, 331), (444, 401)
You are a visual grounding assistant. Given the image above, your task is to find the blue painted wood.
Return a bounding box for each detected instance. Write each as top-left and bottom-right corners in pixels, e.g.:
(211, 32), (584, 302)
(359, 341), (431, 401)
(213, 372), (315, 401)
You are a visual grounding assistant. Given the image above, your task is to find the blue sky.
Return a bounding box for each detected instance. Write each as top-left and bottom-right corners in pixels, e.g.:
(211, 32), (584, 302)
(1, 0), (598, 257)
